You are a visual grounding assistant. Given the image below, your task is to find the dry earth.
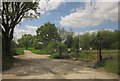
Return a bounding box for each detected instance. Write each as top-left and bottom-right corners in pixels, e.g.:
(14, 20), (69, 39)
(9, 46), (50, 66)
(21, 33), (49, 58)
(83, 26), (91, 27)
(2, 50), (118, 79)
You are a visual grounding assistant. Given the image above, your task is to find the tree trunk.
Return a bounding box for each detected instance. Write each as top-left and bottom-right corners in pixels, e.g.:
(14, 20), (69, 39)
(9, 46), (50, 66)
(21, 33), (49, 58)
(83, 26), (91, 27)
(25, 42), (28, 50)
(99, 38), (102, 61)
(3, 34), (13, 57)
(59, 46), (62, 55)
(2, 33), (14, 70)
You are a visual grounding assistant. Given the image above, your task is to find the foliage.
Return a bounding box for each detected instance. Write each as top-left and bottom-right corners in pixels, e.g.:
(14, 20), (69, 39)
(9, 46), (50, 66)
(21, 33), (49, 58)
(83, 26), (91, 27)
(17, 34), (33, 49)
(79, 33), (91, 50)
(49, 53), (70, 59)
(95, 59), (118, 74)
(73, 36), (80, 52)
(74, 30), (119, 50)
(57, 42), (67, 53)
(32, 36), (43, 49)
(59, 28), (74, 42)
(46, 42), (58, 53)
(13, 48), (24, 56)
(65, 35), (74, 48)
(36, 22), (59, 45)
(28, 48), (48, 54)
(1, 2), (40, 70)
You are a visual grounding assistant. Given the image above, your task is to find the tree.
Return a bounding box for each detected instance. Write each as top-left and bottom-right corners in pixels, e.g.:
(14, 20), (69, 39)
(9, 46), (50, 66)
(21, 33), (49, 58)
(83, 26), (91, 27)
(110, 30), (119, 49)
(58, 28), (74, 43)
(73, 36), (80, 53)
(36, 22), (59, 45)
(1, 2), (39, 69)
(18, 34), (33, 50)
(79, 32), (91, 50)
(65, 35), (73, 48)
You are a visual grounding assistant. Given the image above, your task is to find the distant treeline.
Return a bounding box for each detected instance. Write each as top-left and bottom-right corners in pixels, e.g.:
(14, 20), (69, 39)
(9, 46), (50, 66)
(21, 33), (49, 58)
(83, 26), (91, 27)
(15, 22), (119, 51)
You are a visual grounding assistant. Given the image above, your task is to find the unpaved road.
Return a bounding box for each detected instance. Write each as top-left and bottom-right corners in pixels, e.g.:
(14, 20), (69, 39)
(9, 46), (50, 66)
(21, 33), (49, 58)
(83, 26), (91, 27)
(2, 50), (118, 79)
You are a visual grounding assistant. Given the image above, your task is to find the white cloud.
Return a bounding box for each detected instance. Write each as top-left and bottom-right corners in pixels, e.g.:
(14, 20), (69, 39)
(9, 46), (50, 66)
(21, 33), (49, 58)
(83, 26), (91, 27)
(14, 25), (37, 39)
(37, 0), (64, 15)
(60, 0), (119, 28)
(75, 29), (114, 36)
(22, 0), (63, 21)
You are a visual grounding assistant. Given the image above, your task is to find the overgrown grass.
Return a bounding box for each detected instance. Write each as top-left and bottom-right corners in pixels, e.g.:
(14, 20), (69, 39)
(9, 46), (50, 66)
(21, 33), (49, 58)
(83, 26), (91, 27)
(105, 60), (118, 73)
(69, 50), (118, 74)
(95, 59), (118, 74)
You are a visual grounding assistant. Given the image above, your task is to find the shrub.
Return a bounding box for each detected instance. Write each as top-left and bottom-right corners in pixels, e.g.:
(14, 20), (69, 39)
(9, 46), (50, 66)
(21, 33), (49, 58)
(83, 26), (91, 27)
(49, 53), (70, 59)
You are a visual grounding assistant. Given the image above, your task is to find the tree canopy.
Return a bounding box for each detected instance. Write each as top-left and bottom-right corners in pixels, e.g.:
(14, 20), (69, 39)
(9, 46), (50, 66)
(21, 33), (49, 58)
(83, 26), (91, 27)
(36, 22), (59, 44)
(17, 34), (33, 50)
(1, 2), (40, 70)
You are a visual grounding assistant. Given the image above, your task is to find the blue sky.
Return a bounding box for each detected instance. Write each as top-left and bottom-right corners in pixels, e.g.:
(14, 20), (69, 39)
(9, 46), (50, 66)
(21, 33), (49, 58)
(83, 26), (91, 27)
(17, 2), (83, 28)
(15, 1), (118, 38)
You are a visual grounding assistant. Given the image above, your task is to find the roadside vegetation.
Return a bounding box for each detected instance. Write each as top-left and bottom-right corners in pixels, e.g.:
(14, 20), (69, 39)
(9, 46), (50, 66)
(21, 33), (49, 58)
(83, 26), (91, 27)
(7, 22), (120, 74)
(2, 2), (119, 76)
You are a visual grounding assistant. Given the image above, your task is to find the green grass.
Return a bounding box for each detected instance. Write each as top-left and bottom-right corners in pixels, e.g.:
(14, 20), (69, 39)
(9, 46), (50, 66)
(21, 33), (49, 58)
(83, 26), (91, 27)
(104, 60), (118, 74)
(95, 59), (118, 74)
(68, 50), (118, 74)
(28, 48), (49, 54)
(14, 48), (24, 55)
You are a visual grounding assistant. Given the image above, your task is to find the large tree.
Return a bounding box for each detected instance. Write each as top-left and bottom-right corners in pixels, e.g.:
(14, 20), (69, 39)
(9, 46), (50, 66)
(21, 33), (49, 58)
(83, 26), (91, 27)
(18, 34), (33, 50)
(36, 22), (59, 45)
(65, 35), (73, 48)
(79, 32), (91, 50)
(1, 2), (40, 69)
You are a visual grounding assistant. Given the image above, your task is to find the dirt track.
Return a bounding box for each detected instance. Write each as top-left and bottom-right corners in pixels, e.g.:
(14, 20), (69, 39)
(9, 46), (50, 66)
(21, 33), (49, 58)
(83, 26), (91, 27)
(2, 50), (118, 79)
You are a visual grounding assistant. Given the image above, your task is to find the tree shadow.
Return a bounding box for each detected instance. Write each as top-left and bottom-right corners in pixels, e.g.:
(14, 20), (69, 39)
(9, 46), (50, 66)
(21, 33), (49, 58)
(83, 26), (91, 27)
(3, 57), (93, 77)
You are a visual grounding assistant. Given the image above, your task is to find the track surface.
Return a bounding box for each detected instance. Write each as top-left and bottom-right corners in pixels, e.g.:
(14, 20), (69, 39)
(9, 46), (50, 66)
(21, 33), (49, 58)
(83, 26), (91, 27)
(2, 50), (118, 79)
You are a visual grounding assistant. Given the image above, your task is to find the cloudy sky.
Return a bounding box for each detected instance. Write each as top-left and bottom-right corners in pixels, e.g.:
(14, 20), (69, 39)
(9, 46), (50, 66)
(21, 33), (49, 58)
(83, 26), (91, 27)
(14, 0), (119, 39)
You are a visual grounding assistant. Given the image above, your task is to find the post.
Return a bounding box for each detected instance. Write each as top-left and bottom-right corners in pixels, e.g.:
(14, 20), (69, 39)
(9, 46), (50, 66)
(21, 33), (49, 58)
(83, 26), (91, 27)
(59, 27), (62, 55)
(99, 38), (102, 61)
(98, 33), (102, 62)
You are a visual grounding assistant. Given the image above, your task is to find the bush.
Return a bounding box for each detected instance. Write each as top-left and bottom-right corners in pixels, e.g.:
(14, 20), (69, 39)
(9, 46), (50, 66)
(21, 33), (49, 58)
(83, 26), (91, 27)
(49, 53), (70, 59)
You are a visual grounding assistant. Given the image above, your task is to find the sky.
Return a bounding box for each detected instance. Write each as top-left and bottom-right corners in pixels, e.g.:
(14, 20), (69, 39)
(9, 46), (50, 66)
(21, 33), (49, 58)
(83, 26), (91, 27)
(14, 0), (119, 39)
